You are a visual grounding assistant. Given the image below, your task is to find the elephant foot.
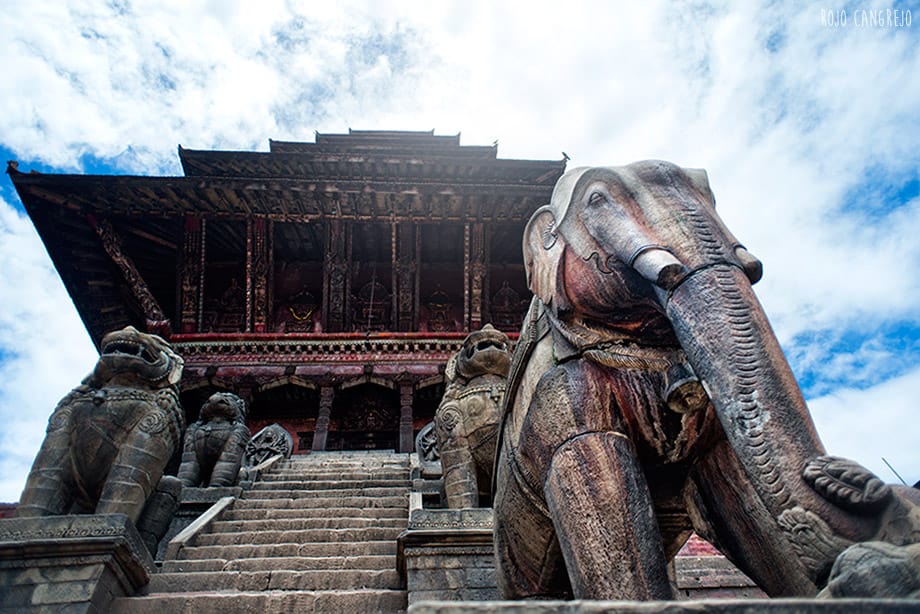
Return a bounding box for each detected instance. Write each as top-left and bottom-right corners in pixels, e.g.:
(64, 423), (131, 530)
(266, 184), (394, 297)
(817, 541), (920, 599)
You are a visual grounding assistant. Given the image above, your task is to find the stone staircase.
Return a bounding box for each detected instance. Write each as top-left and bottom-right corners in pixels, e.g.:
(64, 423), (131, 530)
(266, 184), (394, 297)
(113, 451), (411, 613)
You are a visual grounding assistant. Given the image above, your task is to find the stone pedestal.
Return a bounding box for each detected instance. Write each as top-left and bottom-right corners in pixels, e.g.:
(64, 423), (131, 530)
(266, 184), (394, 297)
(156, 486), (242, 560)
(407, 599), (920, 613)
(0, 514), (154, 613)
(398, 507), (499, 605)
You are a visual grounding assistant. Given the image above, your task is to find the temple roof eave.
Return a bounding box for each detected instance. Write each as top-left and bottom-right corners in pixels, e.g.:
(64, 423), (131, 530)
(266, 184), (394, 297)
(10, 170), (556, 222)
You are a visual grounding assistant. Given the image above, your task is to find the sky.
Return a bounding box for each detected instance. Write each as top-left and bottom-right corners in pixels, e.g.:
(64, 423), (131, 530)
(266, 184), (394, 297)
(0, 0), (918, 501)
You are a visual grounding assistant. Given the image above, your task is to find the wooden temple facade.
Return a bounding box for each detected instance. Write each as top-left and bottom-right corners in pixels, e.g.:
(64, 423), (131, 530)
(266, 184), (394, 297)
(9, 130), (566, 453)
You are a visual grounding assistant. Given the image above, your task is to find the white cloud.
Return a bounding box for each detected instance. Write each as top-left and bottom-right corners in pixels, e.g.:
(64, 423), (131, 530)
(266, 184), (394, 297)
(0, 0), (918, 499)
(0, 199), (97, 501)
(810, 365), (920, 488)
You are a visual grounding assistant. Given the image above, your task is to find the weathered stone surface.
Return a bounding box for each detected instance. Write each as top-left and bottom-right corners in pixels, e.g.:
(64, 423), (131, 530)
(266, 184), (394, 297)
(408, 600), (920, 613)
(234, 494), (408, 509)
(16, 326), (185, 555)
(209, 517), (407, 531)
(494, 162), (920, 600)
(195, 526), (404, 546)
(0, 514), (154, 612)
(434, 325), (510, 508)
(155, 486), (242, 560)
(225, 506), (407, 520)
(113, 589), (407, 614)
(176, 540), (397, 560)
(673, 556), (765, 600)
(118, 451), (410, 613)
(819, 541), (920, 599)
(400, 507), (499, 604)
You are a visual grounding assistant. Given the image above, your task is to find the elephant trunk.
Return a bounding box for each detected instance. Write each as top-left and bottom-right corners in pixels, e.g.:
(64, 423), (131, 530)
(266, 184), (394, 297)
(662, 264), (879, 550)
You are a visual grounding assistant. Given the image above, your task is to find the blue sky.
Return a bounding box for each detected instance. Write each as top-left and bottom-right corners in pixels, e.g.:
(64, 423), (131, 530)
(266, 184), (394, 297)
(0, 1), (919, 501)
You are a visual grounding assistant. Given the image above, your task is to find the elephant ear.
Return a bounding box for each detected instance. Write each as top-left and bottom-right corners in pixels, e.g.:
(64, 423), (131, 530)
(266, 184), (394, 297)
(683, 167), (716, 207)
(523, 206), (567, 314)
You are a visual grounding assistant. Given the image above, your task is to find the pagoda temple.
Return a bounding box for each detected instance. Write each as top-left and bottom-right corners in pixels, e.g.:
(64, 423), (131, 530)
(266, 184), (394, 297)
(8, 130), (566, 454)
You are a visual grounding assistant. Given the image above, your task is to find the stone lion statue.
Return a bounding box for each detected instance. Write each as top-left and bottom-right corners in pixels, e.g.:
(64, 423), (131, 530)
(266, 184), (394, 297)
(178, 392), (251, 487)
(434, 324), (511, 508)
(17, 326), (185, 550)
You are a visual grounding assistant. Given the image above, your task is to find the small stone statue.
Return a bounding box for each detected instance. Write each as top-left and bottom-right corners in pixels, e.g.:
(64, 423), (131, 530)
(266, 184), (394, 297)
(177, 392), (250, 487)
(17, 326), (185, 551)
(245, 423), (294, 466)
(435, 324), (511, 508)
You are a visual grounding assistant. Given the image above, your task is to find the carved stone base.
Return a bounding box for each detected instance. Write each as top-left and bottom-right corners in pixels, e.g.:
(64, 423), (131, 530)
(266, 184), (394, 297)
(398, 508), (498, 606)
(0, 514), (154, 613)
(408, 599), (920, 613)
(156, 486), (242, 560)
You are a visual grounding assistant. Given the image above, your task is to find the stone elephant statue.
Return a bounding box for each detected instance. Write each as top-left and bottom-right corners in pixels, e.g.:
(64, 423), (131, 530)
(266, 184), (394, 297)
(494, 162), (920, 600)
(434, 324), (511, 508)
(17, 326), (185, 550)
(177, 392), (251, 487)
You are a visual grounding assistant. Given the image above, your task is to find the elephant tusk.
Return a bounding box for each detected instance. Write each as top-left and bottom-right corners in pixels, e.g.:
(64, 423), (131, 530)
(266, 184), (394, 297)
(628, 245), (688, 291)
(734, 245), (763, 284)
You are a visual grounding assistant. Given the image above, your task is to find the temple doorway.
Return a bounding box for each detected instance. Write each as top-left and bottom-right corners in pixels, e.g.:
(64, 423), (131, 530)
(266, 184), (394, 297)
(326, 383), (400, 451)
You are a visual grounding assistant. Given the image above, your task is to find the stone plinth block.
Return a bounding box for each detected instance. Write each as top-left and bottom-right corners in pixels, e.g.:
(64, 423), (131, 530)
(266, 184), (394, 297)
(0, 514), (154, 613)
(408, 599), (920, 613)
(156, 485), (241, 560)
(399, 508), (498, 605)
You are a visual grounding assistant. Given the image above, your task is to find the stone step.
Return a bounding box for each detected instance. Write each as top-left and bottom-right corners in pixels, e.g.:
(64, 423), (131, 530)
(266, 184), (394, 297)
(162, 554), (396, 573)
(236, 495), (408, 509)
(263, 470), (409, 481)
(209, 517), (407, 532)
(282, 458), (408, 469)
(250, 479), (411, 490)
(148, 569), (401, 592)
(225, 506), (408, 521)
(242, 486), (409, 499)
(194, 526), (404, 546)
(113, 588), (407, 613)
(177, 540), (396, 560)
(276, 466), (408, 476)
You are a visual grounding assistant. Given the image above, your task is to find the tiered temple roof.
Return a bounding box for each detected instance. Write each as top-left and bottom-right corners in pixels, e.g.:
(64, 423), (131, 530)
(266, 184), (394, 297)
(9, 130), (565, 453)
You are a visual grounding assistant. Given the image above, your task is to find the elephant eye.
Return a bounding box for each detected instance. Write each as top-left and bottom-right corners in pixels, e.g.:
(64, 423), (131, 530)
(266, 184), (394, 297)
(588, 191), (606, 206)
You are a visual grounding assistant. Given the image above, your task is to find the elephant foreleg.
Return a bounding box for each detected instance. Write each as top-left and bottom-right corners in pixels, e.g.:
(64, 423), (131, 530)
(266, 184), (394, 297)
(494, 447), (571, 599)
(685, 438), (818, 596)
(546, 430), (673, 600)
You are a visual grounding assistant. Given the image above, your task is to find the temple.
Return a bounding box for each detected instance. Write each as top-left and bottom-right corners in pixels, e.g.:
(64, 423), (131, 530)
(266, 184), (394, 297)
(8, 130), (566, 454)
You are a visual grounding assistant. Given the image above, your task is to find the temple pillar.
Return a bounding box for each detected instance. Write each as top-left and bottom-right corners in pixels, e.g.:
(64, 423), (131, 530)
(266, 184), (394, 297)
(395, 222), (416, 331)
(312, 386), (334, 451)
(246, 217), (270, 333)
(469, 222), (485, 330)
(179, 216), (204, 333)
(399, 383), (414, 453)
(463, 224), (471, 330)
(324, 219), (348, 332)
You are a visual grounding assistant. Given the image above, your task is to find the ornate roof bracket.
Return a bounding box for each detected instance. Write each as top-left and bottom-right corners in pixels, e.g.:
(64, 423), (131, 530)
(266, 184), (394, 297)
(86, 214), (172, 337)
